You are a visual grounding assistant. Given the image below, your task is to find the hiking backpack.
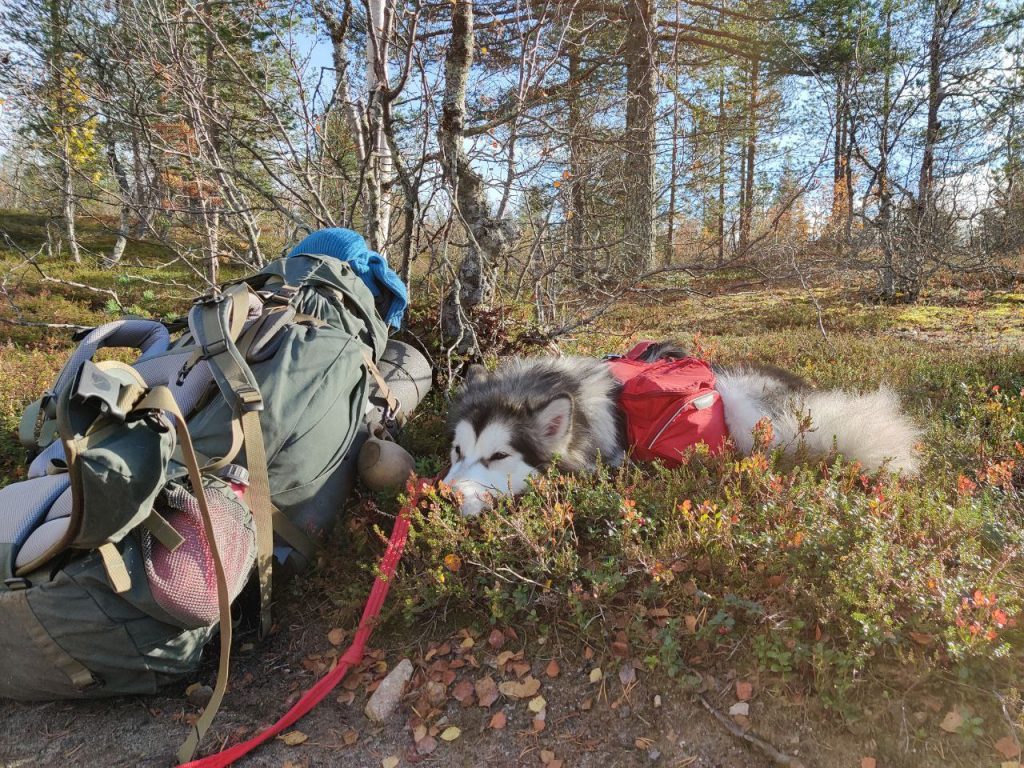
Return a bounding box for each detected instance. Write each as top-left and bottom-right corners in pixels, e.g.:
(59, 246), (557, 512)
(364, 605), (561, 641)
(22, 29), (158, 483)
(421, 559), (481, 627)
(0, 253), (430, 761)
(607, 341), (729, 466)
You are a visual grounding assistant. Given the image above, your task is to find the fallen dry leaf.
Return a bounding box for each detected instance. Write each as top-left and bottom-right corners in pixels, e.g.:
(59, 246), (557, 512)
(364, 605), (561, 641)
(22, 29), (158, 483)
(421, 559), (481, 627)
(861, 758), (877, 768)
(413, 724), (428, 742)
(489, 711), (507, 729)
(496, 650), (516, 667)
(532, 710), (546, 732)
(327, 628), (345, 646)
(735, 681), (753, 701)
(382, 757), (400, 768)
(580, 697), (593, 711)
(939, 710), (964, 733)
(995, 736), (1022, 759)
(583, 646), (595, 661)
(336, 690), (355, 706)
(476, 675), (500, 707)
(487, 629), (505, 650)
(619, 663), (637, 686)
(440, 726), (461, 742)
(452, 679), (474, 705)
(459, 636), (474, 650)
(415, 735), (437, 755)
(589, 668), (603, 684)
(278, 730), (308, 746)
(528, 695), (547, 713)
(341, 728), (359, 746)
(545, 659), (560, 679)
(540, 749), (556, 764)
(443, 553), (461, 572)
(684, 615), (698, 634)
(511, 661), (532, 678)
(499, 676), (541, 699)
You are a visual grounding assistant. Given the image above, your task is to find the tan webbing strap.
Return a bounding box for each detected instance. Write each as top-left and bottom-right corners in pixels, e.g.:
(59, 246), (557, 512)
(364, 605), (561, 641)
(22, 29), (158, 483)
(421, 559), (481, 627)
(270, 506), (317, 563)
(192, 293), (275, 640)
(361, 350), (402, 422)
(240, 406), (274, 640)
(134, 387), (234, 765)
(98, 543), (131, 594)
(143, 510), (185, 552)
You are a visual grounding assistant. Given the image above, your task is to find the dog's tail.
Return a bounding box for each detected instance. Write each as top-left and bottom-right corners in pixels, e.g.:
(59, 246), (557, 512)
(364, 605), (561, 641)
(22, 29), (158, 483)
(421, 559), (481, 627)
(780, 386), (922, 475)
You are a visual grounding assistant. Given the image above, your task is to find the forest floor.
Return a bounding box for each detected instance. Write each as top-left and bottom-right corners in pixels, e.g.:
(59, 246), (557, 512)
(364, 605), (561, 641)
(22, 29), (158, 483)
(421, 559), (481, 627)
(1, 212), (1023, 768)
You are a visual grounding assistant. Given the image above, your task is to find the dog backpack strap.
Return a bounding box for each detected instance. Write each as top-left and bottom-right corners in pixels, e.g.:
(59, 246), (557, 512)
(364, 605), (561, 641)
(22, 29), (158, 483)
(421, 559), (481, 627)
(624, 340), (657, 360)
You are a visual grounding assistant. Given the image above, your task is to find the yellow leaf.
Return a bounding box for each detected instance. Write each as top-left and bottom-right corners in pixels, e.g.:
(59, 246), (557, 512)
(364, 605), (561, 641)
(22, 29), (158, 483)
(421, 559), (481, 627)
(382, 757), (400, 768)
(528, 695), (547, 713)
(278, 730), (308, 746)
(589, 668), (603, 683)
(440, 726), (461, 741)
(444, 554), (462, 572)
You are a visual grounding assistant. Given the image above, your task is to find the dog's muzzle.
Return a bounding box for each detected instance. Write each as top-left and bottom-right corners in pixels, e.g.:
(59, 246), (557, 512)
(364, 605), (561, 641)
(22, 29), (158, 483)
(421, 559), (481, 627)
(442, 463), (499, 518)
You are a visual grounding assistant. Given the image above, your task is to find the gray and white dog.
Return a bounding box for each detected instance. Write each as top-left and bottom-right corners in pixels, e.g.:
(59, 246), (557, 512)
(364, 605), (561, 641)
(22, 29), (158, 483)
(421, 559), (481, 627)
(443, 342), (920, 516)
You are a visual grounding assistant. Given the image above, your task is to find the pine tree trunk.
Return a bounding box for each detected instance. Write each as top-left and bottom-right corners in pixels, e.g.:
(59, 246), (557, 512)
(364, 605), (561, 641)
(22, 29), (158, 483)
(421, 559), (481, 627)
(622, 0), (658, 273)
(739, 56), (758, 254)
(717, 78), (726, 265)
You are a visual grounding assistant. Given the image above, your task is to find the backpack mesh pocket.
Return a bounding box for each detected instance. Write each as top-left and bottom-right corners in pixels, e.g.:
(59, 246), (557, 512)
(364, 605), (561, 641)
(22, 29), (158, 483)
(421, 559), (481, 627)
(143, 481), (255, 628)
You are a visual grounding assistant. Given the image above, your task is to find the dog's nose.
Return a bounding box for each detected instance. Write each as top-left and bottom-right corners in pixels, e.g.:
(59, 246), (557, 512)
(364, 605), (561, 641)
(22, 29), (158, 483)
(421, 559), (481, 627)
(445, 477), (492, 518)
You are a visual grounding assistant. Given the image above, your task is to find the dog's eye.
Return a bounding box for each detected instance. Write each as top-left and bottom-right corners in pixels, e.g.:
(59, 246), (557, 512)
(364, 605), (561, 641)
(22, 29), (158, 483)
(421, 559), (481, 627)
(488, 452), (509, 462)
(453, 445), (462, 458)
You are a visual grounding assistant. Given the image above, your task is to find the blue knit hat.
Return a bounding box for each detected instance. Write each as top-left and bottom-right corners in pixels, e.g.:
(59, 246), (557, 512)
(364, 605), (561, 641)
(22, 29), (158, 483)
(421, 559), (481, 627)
(289, 228), (408, 329)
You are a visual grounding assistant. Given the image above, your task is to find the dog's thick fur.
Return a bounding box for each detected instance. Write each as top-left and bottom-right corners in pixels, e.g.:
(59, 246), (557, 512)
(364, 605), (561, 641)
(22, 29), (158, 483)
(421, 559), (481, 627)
(444, 343), (920, 516)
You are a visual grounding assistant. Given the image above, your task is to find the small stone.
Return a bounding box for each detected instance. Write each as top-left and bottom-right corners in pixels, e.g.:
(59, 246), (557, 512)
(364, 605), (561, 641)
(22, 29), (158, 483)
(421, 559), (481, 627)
(648, 748), (661, 761)
(186, 684), (214, 708)
(653, 695), (662, 708)
(364, 659), (414, 722)
(728, 702), (749, 717)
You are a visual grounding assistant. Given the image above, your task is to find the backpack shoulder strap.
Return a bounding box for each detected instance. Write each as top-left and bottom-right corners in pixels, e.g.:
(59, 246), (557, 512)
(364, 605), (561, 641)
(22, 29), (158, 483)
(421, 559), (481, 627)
(188, 292), (274, 640)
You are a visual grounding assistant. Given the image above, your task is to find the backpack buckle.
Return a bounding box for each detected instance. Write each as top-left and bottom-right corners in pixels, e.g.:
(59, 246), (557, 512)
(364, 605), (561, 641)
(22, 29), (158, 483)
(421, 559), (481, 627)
(72, 361), (130, 421)
(194, 292), (228, 307)
(236, 386), (264, 412)
(4, 577), (31, 590)
(199, 338), (229, 360)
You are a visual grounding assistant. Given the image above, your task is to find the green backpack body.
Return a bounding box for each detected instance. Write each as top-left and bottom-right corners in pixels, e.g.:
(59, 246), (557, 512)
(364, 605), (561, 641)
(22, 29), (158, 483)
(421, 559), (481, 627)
(0, 254), (425, 761)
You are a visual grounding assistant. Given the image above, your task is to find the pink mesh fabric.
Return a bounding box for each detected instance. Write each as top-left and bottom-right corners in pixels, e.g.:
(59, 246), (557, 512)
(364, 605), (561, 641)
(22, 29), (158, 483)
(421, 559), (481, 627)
(144, 485), (255, 628)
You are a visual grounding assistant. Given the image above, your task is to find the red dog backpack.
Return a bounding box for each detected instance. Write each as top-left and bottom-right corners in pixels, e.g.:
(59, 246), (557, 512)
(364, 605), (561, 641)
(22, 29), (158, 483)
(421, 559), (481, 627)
(607, 342), (729, 466)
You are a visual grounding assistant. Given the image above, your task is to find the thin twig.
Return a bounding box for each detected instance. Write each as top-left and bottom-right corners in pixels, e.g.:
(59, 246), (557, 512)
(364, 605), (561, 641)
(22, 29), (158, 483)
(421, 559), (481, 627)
(698, 693), (808, 768)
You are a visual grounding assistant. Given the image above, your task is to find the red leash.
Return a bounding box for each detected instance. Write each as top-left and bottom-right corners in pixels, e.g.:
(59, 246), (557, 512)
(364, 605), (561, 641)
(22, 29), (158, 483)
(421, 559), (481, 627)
(181, 477), (432, 768)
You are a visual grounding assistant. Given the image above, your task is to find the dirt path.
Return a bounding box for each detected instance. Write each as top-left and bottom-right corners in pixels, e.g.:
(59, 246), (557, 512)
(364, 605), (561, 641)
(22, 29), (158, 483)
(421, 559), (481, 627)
(0, 592), (797, 768)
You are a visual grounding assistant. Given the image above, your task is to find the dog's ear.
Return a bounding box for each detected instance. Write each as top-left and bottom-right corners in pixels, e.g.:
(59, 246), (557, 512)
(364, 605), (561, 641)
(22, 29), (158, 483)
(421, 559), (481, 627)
(534, 395), (573, 445)
(464, 363), (488, 385)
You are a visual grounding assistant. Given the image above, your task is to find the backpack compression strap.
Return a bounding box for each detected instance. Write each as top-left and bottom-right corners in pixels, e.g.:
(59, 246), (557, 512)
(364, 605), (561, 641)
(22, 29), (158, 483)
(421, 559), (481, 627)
(131, 387), (234, 765)
(189, 291), (275, 640)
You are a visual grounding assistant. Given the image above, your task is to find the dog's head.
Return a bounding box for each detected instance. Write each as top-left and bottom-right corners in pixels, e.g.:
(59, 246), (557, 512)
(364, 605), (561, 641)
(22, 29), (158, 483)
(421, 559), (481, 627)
(443, 365), (574, 517)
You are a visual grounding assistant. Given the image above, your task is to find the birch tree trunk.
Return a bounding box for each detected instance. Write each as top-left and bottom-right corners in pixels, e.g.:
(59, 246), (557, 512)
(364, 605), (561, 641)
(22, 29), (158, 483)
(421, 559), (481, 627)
(365, 0), (392, 253)
(438, 0), (517, 354)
